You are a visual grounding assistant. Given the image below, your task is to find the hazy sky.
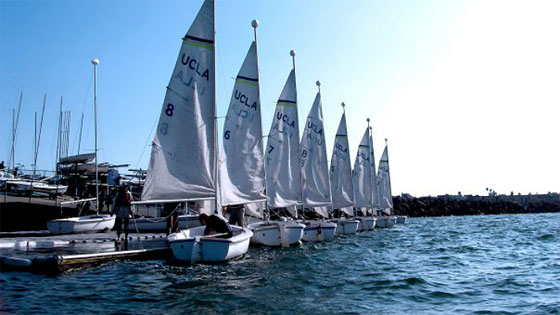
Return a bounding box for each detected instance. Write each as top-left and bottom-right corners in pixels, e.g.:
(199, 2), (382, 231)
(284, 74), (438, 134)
(1, 0), (558, 196)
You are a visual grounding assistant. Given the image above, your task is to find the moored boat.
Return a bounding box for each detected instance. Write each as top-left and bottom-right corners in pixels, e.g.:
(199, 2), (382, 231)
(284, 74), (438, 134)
(300, 220), (337, 242)
(396, 216), (407, 224)
(47, 214), (115, 234)
(248, 221), (305, 246)
(168, 225), (253, 263)
(330, 218), (360, 235)
(128, 214), (200, 232)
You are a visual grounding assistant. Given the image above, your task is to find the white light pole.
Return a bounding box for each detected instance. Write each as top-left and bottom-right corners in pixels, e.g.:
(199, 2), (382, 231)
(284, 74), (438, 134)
(91, 58), (100, 213)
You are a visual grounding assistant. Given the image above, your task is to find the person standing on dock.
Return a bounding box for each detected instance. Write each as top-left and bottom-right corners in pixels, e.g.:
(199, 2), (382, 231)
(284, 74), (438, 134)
(112, 185), (134, 243)
(162, 202), (180, 236)
(226, 204), (245, 227)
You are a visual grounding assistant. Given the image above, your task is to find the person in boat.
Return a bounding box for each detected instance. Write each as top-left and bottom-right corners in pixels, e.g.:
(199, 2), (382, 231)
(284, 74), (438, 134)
(12, 167), (19, 177)
(0, 161), (5, 170)
(226, 204), (245, 227)
(163, 202), (180, 235)
(199, 213), (233, 238)
(112, 185), (134, 243)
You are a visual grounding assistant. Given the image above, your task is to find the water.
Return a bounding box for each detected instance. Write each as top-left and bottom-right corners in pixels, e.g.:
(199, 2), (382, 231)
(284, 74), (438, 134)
(1, 213), (559, 314)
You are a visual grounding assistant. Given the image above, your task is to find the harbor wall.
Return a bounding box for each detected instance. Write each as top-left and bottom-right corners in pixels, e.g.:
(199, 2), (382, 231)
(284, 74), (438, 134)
(393, 193), (560, 217)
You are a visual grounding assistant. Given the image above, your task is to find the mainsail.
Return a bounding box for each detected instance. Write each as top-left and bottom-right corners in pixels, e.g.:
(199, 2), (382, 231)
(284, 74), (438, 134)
(265, 70), (301, 208)
(300, 91), (331, 218)
(352, 127), (374, 210)
(329, 112), (354, 216)
(219, 41), (266, 207)
(142, 0), (216, 202)
(377, 143), (393, 215)
(368, 128), (380, 209)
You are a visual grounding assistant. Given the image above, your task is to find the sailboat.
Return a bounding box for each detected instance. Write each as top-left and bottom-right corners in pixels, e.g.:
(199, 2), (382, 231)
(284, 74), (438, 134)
(218, 22), (266, 219)
(47, 59), (115, 234)
(140, 0), (252, 263)
(328, 104), (360, 235)
(298, 82), (337, 242)
(248, 51), (305, 247)
(349, 124), (377, 232)
(375, 139), (397, 228)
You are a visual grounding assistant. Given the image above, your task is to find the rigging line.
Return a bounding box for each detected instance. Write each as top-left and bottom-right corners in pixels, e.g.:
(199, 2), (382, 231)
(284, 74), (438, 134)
(135, 116), (158, 169)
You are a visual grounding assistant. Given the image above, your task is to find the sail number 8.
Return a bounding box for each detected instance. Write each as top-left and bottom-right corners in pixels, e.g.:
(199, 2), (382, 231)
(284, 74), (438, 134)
(165, 104), (175, 116)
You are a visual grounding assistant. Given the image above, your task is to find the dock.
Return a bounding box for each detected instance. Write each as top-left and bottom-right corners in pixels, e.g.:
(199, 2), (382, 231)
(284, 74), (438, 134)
(0, 231), (171, 273)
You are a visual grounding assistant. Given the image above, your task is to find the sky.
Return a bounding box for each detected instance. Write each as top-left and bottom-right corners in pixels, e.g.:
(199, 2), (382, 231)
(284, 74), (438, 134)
(1, 0), (559, 197)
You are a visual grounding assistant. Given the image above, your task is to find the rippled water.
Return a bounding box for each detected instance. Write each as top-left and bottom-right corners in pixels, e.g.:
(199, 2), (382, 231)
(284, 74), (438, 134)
(1, 213), (559, 314)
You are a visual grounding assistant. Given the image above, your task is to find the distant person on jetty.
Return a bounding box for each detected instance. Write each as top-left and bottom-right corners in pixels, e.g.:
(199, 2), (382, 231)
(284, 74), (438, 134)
(199, 213), (233, 238)
(226, 204), (245, 227)
(163, 202), (180, 235)
(112, 185), (134, 243)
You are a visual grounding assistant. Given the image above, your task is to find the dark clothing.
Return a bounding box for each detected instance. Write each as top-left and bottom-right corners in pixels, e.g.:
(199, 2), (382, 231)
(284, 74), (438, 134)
(204, 215), (233, 238)
(163, 202), (180, 235)
(115, 217), (129, 239)
(227, 204), (245, 227)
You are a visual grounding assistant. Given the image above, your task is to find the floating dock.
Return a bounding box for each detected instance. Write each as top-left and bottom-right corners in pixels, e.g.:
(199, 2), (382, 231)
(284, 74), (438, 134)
(0, 231), (171, 273)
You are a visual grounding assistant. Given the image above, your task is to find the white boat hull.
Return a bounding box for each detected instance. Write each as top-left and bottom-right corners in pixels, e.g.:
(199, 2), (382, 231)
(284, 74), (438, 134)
(127, 215), (200, 232)
(168, 226), (252, 264)
(355, 217), (376, 231)
(248, 221), (305, 247)
(330, 219), (360, 235)
(300, 220), (337, 242)
(396, 216), (407, 224)
(47, 215), (115, 234)
(375, 216), (397, 228)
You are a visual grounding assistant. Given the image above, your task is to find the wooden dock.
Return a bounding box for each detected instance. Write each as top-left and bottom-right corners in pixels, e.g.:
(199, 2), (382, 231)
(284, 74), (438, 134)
(0, 231), (171, 273)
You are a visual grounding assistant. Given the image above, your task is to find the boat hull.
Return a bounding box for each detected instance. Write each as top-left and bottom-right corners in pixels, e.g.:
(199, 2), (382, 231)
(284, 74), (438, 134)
(375, 216), (397, 228)
(47, 215), (115, 234)
(396, 216), (407, 224)
(168, 226), (252, 264)
(127, 215), (200, 232)
(355, 217), (376, 231)
(301, 220), (337, 242)
(248, 221), (304, 247)
(330, 219), (360, 235)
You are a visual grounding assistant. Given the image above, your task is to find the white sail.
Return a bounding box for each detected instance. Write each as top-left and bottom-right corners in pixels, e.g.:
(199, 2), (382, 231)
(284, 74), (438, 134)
(377, 144), (393, 215)
(368, 129), (380, 209)
(265, 70), (301, 208)
(329, 112), (354, 216)
(352, 128), (373, 210)
(142, 0), (216, 202)
(219, 41), (266, 206)
(300, 92), (331, 216)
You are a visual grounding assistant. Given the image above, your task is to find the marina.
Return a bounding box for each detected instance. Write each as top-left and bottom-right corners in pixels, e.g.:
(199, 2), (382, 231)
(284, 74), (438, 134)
(1, 0), (559, 313)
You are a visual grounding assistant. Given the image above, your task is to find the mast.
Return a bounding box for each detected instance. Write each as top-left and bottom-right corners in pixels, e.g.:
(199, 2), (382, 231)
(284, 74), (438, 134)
(30, 95), (47, 201)
(385, 138), (393, 215)
(9, 92), (23, 171)
(290, 49), (300, 217)
(56, 96), (63, 170)
(212, 2), (218, 215)
(77, 113), (84, 154)
(253, 19), (267, 218)
(92, 58), (100, 213)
